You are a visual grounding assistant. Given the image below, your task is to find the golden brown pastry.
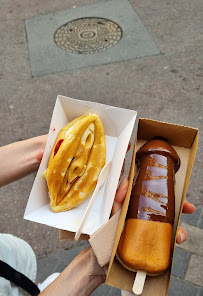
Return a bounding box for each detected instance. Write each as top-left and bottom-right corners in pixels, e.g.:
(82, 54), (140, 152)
(46, 114), (106, 212)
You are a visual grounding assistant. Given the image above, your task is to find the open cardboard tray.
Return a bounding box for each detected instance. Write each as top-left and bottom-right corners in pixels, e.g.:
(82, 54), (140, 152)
(24, 96), (137, 236)
(105, 118), (198, 295)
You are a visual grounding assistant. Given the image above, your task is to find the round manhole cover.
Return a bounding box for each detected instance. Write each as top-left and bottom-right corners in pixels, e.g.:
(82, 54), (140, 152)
(54, 17), (122, 54)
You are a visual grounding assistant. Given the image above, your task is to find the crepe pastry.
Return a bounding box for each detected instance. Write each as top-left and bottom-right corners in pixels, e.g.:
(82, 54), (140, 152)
(46, 114), (106, 212)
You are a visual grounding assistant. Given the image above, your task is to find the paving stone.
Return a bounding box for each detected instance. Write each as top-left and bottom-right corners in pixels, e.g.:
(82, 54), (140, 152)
(178, 222), (203, 256)
(92, 283), (112, 295)
(54, 261), (68, 273)
(196, 288), (203, 296)
(198, 208), (203, 229)
(25, 0), (159, 76)
(185, 254), (203, 287)
(172, 247), (191, 279)
(168, 276), (198, 296)
(121, 291), (134, 296)
(180, 206), (202, 227)
(108, 286), (122, 296)
(36, 254), (59, 283)
(36, 242), (89, 282)
(54, 241), (90, 266)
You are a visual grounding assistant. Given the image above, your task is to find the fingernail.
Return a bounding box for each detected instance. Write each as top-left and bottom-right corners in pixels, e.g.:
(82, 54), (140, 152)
(180, 232), (187, 243)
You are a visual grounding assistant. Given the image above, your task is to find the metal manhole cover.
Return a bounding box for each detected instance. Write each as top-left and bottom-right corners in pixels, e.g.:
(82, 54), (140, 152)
(54, 17), (122, 54)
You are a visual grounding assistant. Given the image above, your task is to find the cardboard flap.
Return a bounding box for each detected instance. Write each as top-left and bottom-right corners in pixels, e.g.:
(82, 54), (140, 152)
(59, 230), (89, 241)
(89, 249), (106, 276)
(89, 210), (121, 267)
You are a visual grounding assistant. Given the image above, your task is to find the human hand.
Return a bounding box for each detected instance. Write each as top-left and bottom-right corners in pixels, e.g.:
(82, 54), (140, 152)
(176, 201), (195, 244)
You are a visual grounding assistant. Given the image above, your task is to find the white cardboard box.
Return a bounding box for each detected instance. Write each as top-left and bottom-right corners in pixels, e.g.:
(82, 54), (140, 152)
(24, 95), (137, 235)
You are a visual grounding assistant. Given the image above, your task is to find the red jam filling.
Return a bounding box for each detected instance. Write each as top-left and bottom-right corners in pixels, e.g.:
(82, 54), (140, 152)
(54, 139), (64, 156)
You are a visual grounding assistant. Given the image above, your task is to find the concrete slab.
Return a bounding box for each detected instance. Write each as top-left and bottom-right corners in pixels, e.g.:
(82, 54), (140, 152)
(178, 222), (203, 256)
(109, 286), (122, 296)
(197, 288), (203, 296)
(92, 284), (121, 296)
(185, 254), (203, 287)
(172, 247), (191, 279)
(180, 206), (202, 228)
(198, 208), (203, 229)
(168, 276), (199, 296)
(36, 242), (89, 282)
(25, 0), (160, 76)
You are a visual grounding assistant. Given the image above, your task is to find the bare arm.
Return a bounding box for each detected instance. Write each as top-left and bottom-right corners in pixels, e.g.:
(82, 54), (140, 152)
(0, 135), (47, 187)
(40, 247), (105, 296)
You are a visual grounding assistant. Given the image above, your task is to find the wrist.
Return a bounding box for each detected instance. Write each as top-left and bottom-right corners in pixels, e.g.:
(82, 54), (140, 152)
(33, 135), (48, 164)
(60, 248), (105, 296)
(22, 135), (47, 171)
(0, 135), (47, 187)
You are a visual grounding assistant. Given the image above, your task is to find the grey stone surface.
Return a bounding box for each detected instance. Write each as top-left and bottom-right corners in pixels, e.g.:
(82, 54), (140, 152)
(185, 254), (203, 287)
(197, 288), (203, 296)
(198, 208), (203, 229)
(108, 286), (122, 296)
(178, 222), (203, 256)
(168, 276), (198, 296)
(172, 247), (191, 279)
(180, 206), (202, 227)
(37, 254), (59, 283)
(37, 241), (89, 282)
(25, 0), (159, 76)
(92, 284), (121, 296)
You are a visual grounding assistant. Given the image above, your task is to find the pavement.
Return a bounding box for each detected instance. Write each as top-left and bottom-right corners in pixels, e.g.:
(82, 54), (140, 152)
(0, 0), (202, 295)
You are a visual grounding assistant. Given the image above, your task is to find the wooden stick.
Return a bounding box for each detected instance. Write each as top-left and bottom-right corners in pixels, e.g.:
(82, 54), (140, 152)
(132, 270), (146, 295)
(74, 161), (112, 241)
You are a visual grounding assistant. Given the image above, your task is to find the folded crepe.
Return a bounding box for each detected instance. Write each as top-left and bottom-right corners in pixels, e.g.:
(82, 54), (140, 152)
(46, 114), (106, 212)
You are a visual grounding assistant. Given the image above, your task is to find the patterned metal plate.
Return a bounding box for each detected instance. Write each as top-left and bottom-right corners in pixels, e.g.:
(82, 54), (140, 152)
(54, 17), (122, 54)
